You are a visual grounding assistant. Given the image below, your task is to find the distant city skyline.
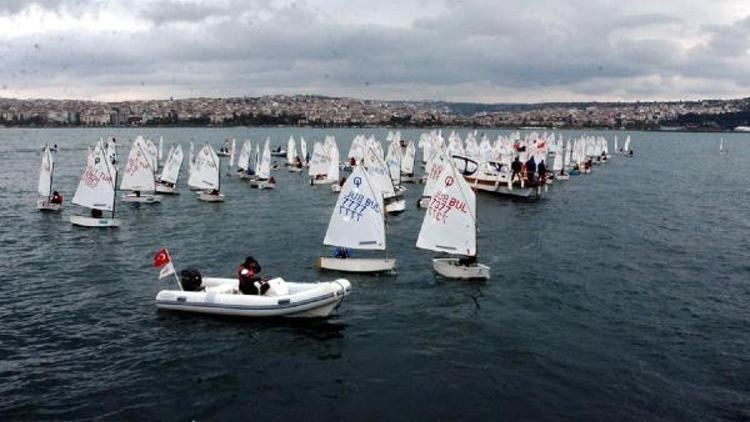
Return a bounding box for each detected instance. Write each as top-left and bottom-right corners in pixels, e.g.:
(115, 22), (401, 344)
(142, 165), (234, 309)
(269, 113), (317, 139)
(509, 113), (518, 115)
(2, 0), (750, 103)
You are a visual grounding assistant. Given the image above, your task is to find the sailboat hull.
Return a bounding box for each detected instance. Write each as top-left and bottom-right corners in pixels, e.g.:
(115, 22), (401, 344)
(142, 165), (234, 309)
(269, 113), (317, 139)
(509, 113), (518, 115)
(288, 167), (303, 173)
(70, 215), (121, 227)
(400, 174), (416, 183)
(417, 197), (430, 208)
(37, 199), (64, 211)
(385, 196), (406, 214)
(433, 258), (490, 280)
(258, 181), (276, 190)
(198, 192), (225, 202)
(311, 178), (336, 185)
(155, 184), (179, 194)
(122, 194), (161, 203)
(318, 257), (396, 273)
(331, 184), (341, 193)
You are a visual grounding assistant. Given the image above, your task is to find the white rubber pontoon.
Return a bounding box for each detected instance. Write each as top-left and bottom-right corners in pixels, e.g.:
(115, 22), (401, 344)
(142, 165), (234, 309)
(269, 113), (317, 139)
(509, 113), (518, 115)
(318, 257), (396, 273)
(156, 277), (351, 318)
(70, 215), (121, 227)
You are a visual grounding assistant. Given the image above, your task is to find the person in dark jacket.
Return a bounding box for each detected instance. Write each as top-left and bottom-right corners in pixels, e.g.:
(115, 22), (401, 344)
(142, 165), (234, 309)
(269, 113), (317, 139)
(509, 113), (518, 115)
(525, 156), (537, 183)
(510, 156), (522, 181)
(537, 160), (546, 184)
(238, 256), (268, 295)
(50, 191), (63, 204)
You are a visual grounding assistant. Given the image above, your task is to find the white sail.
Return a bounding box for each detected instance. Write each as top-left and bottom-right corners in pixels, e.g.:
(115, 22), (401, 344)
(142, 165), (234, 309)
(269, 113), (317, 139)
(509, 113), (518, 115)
(614, 136), (619, 151)
(422, 143), (446, 198)
(236, 140), (251, 171)
(286, 136), (296, 164)
(416, 160), (476, 256)
(385, 141), (402, 185)
(106, 138), (117, 163)
(72, 144), (116, 211)
(143, 137), (158, 171)
(323, 165), (385, 250)
(401, 141), (416, 175)
(623, 136), (631, 152)
(187, 144), (219, 190)
(347, 135), (365, 164)
(38, 145), (53, 197)
(258, 138), (272, 179)
(253, 144), (260, 172)
(719, 137), (724, 153)
(308, 142), (329, 177)
(229, 138), (236, 168)
(364, 145), (396, 197)
(326, 139), (340, 182)
(300, 137), (308, 162)
(552, 148), (564, 171)
(159, 144), (184, 184)
(121, 139), (156, 192)
(158, 136), (164, 163)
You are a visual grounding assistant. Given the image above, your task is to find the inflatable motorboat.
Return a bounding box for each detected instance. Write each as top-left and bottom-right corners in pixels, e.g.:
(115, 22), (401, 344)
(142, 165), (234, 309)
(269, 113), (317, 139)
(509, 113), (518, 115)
(156, 276), (351, 318)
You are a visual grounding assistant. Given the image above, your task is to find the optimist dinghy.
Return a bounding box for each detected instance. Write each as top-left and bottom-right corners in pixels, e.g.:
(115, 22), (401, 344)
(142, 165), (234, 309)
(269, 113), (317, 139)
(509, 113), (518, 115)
(70, 141), (121, 227)
(156, 276), (351, 318)
(37, 144), (64, 211)
(318, 165), (396, 273)
(189, 144), (225, 202)
(416, 150), (490, 280)
(120, 136), (161, 203)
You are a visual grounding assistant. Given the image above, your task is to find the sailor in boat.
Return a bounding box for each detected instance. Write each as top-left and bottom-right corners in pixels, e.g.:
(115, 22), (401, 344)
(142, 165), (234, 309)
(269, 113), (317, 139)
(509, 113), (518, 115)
(134, 190), (141, 197)
(268, 176), (276, 185)
(629, 150), (634, 157)
(50, 191), (64, 205)
(600, 151), (607, 161)
(91, 208), (103, 219)
(220, 139), (230, 154)
(238, 256), (270, 295)
(272, 161), (279, 170)
(334, 247), (351, 259)
(349, 157), (357, 167)
(458, 255), (478, 267)
(314, 174), (327, 181)
(339, 176), (347, 187)
(209, 188), (220, 196)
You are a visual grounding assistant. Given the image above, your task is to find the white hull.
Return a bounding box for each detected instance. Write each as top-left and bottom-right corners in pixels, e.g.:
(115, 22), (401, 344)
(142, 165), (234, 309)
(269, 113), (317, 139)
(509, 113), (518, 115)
(122, 194), (161, 203)
(433, 258), (490, 280)
(258, 181), (276, 190)
(156, 277), (351, 318)
(555, 174), (570, 181)
(288, 167), (303, 172)
(217, 151), (230, 157)
(400, 174), (416, 183)
(37, 199), (63, 211)
(417, 196), (430, 208)
(70, 215), (121, 227)
(318, 257), (396, 273)
(155, 184), (179, 194)
(311, 178), (336, 185)
(271, 151), (286, 157)
(198, 192), (225, 202)
(385, 196), (406, 214)
(331, 184), (341, 193)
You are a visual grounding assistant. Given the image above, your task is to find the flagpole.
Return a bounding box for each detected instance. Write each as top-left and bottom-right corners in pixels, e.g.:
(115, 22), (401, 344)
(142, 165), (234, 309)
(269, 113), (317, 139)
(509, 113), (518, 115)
(166, 249), (183, 291)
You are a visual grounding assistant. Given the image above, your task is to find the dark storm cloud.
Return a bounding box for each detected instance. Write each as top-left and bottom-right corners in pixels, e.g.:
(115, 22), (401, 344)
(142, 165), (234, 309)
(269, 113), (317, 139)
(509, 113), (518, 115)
(1, 0), (748, 101)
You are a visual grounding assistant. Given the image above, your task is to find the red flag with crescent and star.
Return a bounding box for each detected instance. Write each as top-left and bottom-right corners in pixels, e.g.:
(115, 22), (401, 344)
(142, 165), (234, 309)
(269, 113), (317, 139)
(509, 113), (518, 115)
(153, 248), (175, 279)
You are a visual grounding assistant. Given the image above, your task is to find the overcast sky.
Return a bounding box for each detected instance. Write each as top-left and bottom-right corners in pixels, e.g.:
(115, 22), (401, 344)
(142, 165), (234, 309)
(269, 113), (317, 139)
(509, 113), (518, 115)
(1, 0), (750, 103)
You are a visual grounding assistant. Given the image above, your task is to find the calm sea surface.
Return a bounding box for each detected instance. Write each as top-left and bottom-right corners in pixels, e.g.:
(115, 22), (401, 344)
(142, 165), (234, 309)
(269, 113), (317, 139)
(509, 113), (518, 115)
(0, 127), (748, 421)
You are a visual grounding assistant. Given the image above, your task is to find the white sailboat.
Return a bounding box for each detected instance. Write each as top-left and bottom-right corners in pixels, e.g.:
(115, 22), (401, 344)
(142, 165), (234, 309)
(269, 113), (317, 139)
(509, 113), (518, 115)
(70, 143), (120, 227)
(418, 142), (446, 208)
(188, 144), (224, 202)
(364, 144), (406, 214)
(416, 158), (489, 279)
(719, 137), (728, 155)
(300, 137), (308, 166)
(121, 138), (160, 203)
(227, 138), (236, 175)
(400, 140), (416, 183)
(235, 140), (252, 178)
(318, 165), (396, 273)
(37, 144), (64, 211)
(156, 144), (184, 194)
(622, 135), (632, 155)
(309, 141), (335, 185)
(249, 138), (275, 189)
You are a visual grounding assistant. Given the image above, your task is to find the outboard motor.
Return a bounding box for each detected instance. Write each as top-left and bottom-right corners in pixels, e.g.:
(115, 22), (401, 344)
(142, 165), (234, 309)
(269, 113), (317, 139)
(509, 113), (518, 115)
(179, 268), (203, 291)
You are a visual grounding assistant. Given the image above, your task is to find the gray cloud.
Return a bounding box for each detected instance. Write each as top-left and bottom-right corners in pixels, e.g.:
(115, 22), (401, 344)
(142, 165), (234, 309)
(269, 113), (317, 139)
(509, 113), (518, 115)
(1, 0), (749, 102)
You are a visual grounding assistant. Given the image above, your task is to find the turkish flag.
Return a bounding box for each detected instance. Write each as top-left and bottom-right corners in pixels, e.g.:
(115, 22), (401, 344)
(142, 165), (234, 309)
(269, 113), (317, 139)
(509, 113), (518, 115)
(153, 249), (171, 267)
